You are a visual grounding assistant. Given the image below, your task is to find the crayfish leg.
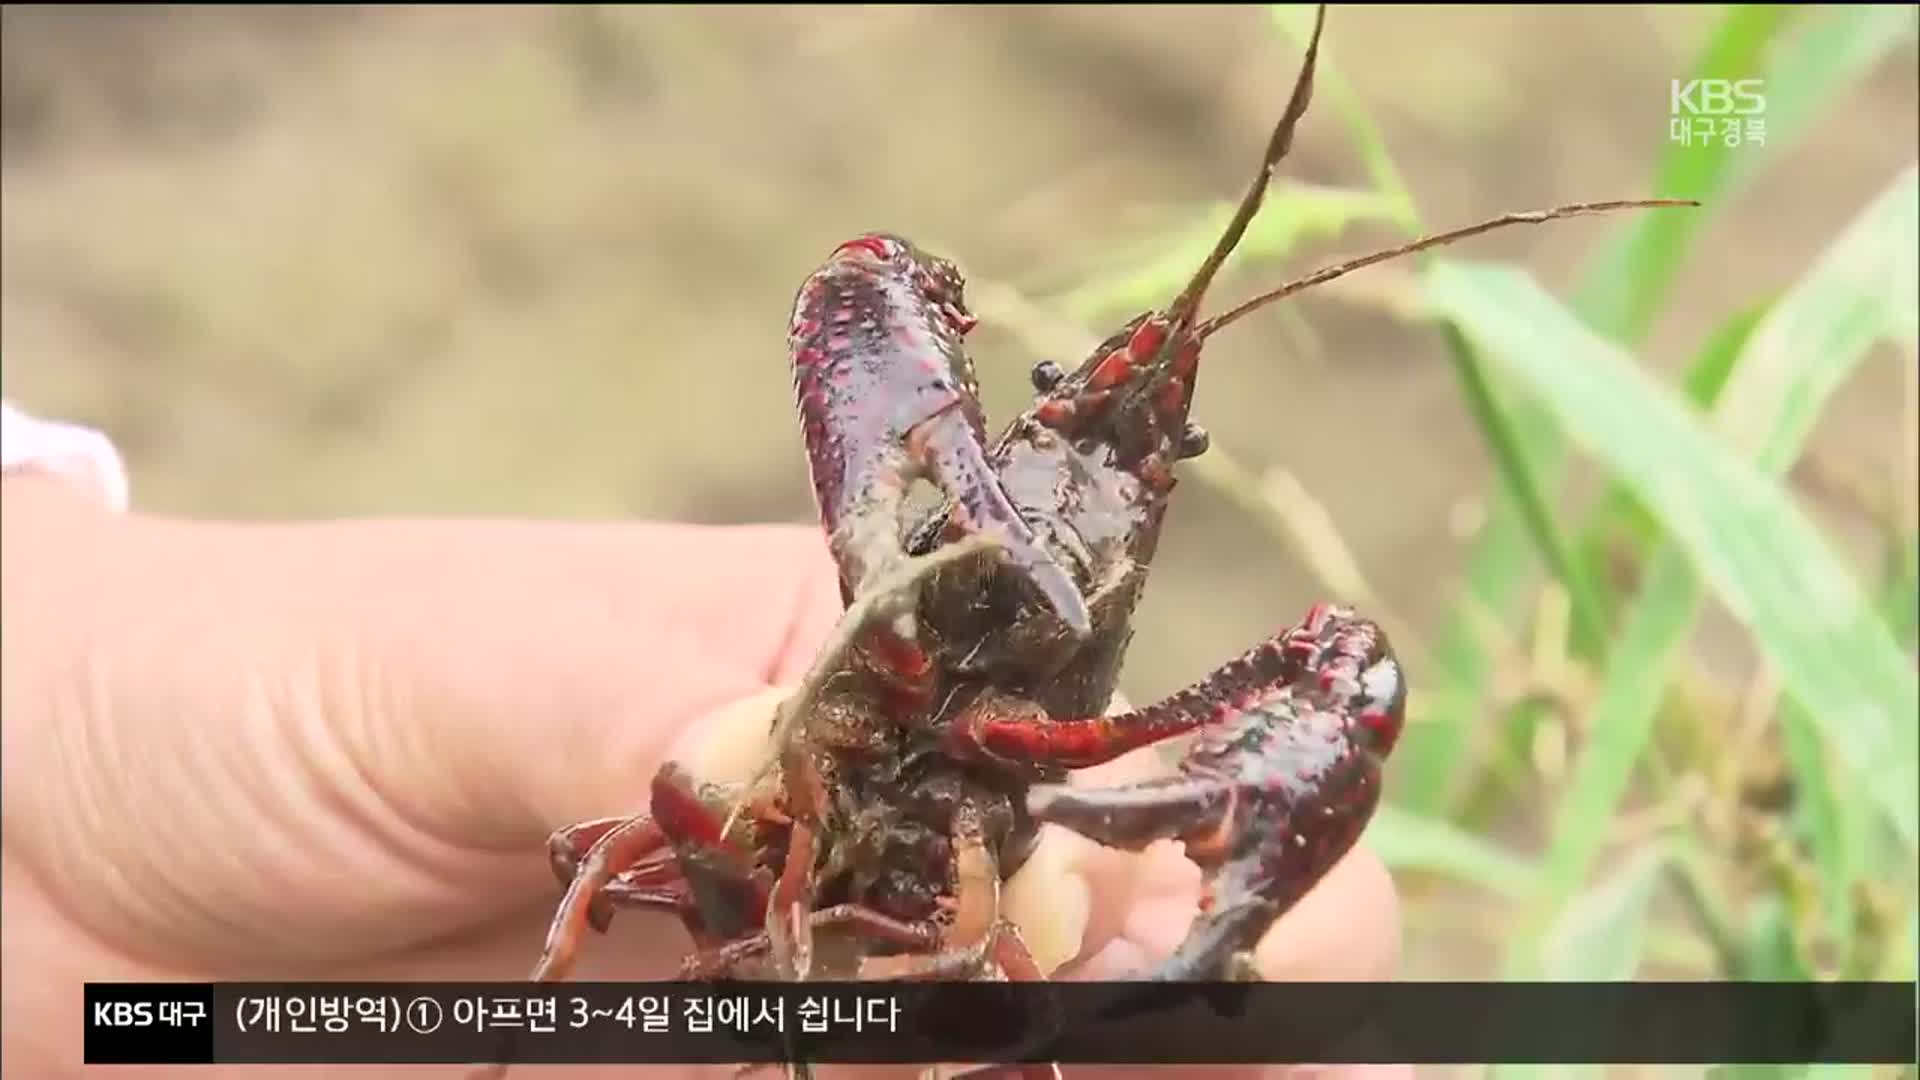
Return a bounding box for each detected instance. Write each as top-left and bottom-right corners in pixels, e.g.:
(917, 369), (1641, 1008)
(679, 903), (939, 979)
(1026, 775), (1235, 852)
(530, 813), (671, 982)
(545, 814), (671, 933)
(766, 745), (831, 980)
(915, 926), (1064, 1080)
(857, 805), (1001, 980)
(701, 804), (1009, 982)
(651, 763), (774, 943)
(546, 815), (645, 884)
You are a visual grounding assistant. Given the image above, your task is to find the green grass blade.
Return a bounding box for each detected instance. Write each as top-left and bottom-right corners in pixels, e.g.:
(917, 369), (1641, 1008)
(1715, 167), (1919, 472)
(1540, 845), (1669, 979)
(1365, 805), (1540, 901)
(1421, 6), (1909, 821)
(1881, 532), (1919, 649)
(1557, 3), (1915, 622)
(1495, 4), (1811, 675)
(1575, 4), (1800, 342)
(1732, 6), (1920, 192)
(1534, 547), (1700, 910)
(1892, 904), (1918, 981)
(1668, 842), (1751, 975)
(1441, 323), (1612, 658)
(1055, 184), (1402, 322)
(1578, 4), (1913, 341)
(1678, 300), (1776, 407)
(1395, 519), (1531, 812)
(1778, 691), (1865, 951)
(1425, 253), (1920, 852)
(1576, 300), (1775, 586)
(1357, 2), (1801, 810)
(1274, 0), (1626, 804)
(1743, 894), (1815, 979)
(1503, 166), (1920, 973)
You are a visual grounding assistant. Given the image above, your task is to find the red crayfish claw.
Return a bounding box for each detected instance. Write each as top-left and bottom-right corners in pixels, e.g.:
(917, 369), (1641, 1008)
(950, 603), (1405, 981)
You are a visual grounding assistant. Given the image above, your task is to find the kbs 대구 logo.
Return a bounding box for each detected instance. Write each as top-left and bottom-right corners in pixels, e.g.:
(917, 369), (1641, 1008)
(1670, 78), (1767, 149)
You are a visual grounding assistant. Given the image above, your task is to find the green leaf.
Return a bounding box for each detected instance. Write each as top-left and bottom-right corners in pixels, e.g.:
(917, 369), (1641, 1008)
(1364, 805), (1539, 900)
(1668, 843), (1750, 975)
(1423, 4), (1913, 820)
(1576, 4), (1800, 342)
(1778, 692), (1867, 952)
(1743, 895), (1814, 980)
(1535, 548), (1700, 908)
(1575, 300), (1775, 580)
(1054, 183), (1401, 322)
(1540, 846), (1669, 979)
(1580, 3), (1916, 342)
(1442, 324), (1612, 660)
(1393, 0), (1805, 810)
(1680, 299), (1777, 408)
(1425, 247), (1920, 855)
(1392, 512), (1534, 814)
(1714, 169), (1920, 474)
(1878, 531), (1919, 650)
(1892, 904), (1919, 981)
(1273, 0), (1622, 809)
(1712, 1067), (1802, 1080)
(1495, 167), (1920, 976)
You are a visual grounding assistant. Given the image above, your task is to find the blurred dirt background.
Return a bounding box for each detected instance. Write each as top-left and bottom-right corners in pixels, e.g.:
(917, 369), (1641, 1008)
(3, 6), (1915, 977)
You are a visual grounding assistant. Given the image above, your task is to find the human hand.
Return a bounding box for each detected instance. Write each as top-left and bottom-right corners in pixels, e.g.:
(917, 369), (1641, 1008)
(2, 471), (1404, 1080)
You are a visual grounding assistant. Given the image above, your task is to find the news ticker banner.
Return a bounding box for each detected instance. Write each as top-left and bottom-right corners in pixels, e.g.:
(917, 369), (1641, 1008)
(86, 981), (1915, 1066)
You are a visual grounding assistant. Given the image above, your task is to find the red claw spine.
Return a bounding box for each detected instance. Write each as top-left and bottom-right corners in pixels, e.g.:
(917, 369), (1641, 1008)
(788, 233), (1092, 649)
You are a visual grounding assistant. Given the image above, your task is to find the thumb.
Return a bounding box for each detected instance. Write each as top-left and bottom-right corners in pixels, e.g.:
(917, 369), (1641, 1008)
(315, 518), (844, 858)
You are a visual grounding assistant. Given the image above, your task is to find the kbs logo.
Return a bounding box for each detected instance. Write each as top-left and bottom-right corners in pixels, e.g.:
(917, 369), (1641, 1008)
(1670, 78), (1767, 116)
(93, 1001), (155, 1026)
(91, 998), (206, 1026)
(1669, 79), (1766, 149)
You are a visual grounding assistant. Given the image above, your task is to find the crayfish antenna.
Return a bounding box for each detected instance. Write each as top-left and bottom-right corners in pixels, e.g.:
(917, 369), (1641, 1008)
(1195, 197), (1701, 339)
(1161, 2), (1326, 343)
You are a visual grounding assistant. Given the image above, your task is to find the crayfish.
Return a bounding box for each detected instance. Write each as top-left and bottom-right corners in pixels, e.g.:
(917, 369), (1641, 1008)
(499, 5), (1691, 1076)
